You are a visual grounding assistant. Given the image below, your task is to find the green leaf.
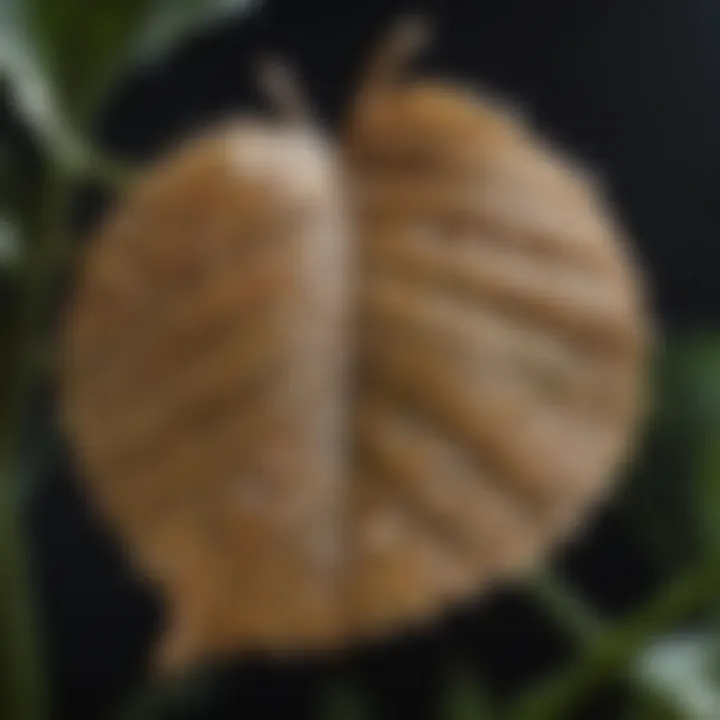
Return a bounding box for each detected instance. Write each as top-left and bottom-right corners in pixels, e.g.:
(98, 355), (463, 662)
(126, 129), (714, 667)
(634, 632), (720, 719)
(622, 331), (720, 574)
(22, 0), (153, 120)
(0, 28), (90, 170)
(659, 334), (720, 559)
(131, 0), (258, 68)
(1, 0), (258, 183)
(16, 0), (259, 121)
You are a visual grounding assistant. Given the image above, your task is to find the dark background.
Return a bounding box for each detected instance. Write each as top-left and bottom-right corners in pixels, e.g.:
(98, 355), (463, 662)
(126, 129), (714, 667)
(22, 0), (720, 717)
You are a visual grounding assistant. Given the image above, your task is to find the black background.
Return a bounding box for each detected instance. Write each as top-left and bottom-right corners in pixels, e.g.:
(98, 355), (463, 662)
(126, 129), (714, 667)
(26, 0), (720, 718)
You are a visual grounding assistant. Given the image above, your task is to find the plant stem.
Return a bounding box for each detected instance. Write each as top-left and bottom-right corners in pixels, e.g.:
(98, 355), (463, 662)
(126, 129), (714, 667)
(0, 163), (77, 720)
(511, 562), (719, 720)
(530, 570), (604, 646)
(5, 165), (73, 432)
(0, 446), (47, 720)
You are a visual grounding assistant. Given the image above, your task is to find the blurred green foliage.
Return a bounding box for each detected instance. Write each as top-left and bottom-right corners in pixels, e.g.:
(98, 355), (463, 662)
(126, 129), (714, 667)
(2, 1), (720, 719)
(320, 679), (374, 720)
(2, 5), (258, 720)
(440, 665), (495, 720)
(657, 335), (720, 560)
